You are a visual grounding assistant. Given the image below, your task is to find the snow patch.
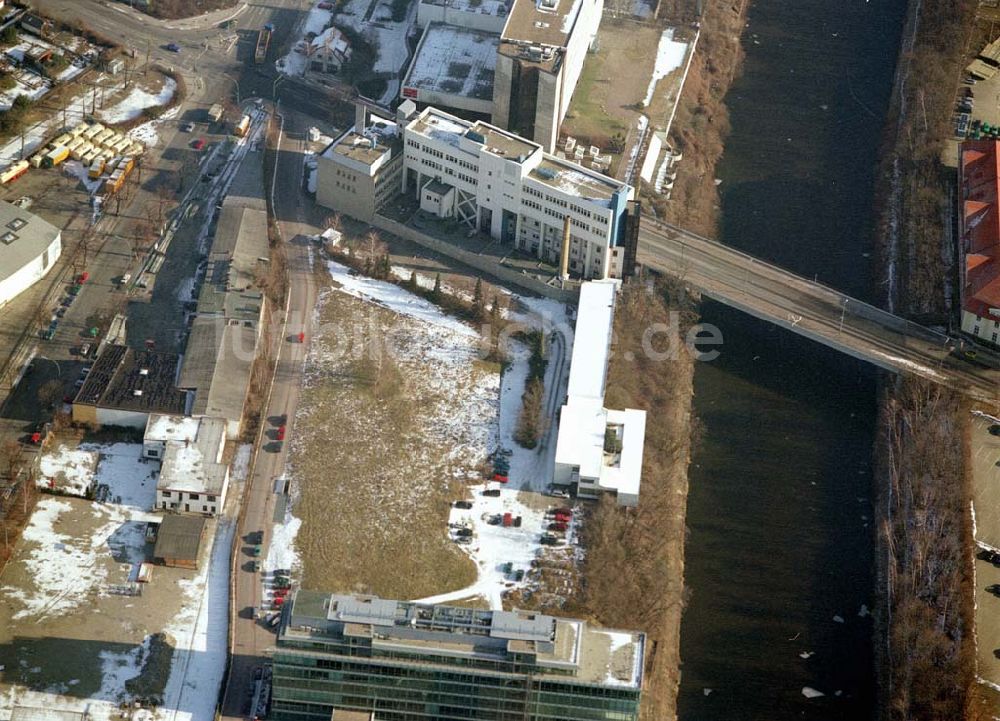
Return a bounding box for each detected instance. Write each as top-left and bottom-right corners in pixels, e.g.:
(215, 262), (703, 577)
(98, 78), (177, 124)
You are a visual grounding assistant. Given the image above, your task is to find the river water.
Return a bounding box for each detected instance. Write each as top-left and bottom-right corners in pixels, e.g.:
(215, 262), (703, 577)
(676, 0), (906, 718)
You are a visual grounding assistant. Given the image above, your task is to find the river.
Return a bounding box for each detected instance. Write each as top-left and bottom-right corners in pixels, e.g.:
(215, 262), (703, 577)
(676, 0), (906, 718)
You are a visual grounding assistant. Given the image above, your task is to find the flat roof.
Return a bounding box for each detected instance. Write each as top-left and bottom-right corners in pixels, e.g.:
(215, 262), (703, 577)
(283, 592), (643, 688)
(158, 416), (228, 495)
(153, 514), (206, 561)
(404, 24), (498, 102)
(407, 107), (473, 149)
(501, 0), (587, 51)
(73, 344), (187, 415)
(528, 155), (623, 204)
(0, 200), (61, 289)
(567, 280), (615, 400)
(470, 119), (538, 160)
(421, 0), (511, 15)
(179, 317), (255, 424)
(145, 414), (200, 444)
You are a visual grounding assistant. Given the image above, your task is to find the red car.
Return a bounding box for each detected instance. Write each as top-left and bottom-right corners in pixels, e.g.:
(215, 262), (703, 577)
(502, 512), (513, 528)
(77, 272), (89, 283)
(492, 473), (508, 483)
(552, 507), (572, 516)
(276, 425), (286, 441)
(192, 138), (206, 151)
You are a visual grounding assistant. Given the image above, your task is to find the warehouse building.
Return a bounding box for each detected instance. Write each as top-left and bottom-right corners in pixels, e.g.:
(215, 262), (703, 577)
(554, 280), (646, 506)
(416, 0), (510, 33)
(401, 23), (499, 117)
(144, 414), (230, 516)
(72, 345), (187, 429)
(177, 193), (268, 439)
(271, 591), (645, 721)
(0, 201), (62, 309)
(492, 0), (603, 151)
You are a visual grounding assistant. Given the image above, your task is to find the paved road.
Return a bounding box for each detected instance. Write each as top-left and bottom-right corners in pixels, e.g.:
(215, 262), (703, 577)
(638, 220), (1000, 402)
(220, 106), (321, 721)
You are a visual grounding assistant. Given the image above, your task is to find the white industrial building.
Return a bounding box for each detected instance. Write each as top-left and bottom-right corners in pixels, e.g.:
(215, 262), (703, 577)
(401, 104), (633, 278)
(0, 200), (62, 309)
(554, 280), (646, 507)
(144, 414), (230, 516)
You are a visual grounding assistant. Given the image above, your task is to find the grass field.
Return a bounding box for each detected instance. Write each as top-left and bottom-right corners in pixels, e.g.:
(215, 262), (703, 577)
(289, 282), (499, 600)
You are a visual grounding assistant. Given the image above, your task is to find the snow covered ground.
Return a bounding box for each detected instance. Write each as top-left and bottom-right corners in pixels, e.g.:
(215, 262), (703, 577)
(0, 69), (52, 110)
(98, 78), (177, 124)
(159, 520), (232, 721)
(334, 0), (417, 75)
(127, 105), (180, 148)
(643, 28), (689, 107)
(7, 444), (160, 620)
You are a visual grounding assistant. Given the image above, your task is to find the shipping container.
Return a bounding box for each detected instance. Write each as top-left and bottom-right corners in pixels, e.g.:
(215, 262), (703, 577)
(29, 154), (44, 168)
(93, 129), (114, 145)
(88, 158), (105, 179)
(0, 160), (29, 185)
(82, 123), (103, 140)
(66, 136), (84, 152)
(235, 114), (250, 137)
(82, 150), (99, 166)
(71, 142), (92, 161)
(113, 138), (131, 154)
(129, 143), (144, 156)
(119, 156), (134, 175)
(70, 122), (88, 136)
(53, 133), (72, 147)
(43, 145), (70, 168)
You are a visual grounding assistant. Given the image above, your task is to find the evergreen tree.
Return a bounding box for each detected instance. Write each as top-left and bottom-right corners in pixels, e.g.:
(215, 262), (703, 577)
(432, 273), (442, 301)
(473, 278), (485, 321)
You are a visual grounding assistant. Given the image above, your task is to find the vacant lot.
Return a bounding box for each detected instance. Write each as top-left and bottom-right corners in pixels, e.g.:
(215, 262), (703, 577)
(562, 21), (662, 154)
(288, 271), (500, 599)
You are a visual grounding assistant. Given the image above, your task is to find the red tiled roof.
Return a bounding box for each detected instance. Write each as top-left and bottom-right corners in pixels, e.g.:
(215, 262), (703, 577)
(960, 140), (1000, 321)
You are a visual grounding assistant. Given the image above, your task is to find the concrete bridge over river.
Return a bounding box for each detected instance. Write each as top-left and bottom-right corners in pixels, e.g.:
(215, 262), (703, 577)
(637, 220), (1000, 402)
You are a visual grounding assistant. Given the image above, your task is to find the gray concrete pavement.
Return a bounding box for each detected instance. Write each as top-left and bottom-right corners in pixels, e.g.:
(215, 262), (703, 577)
(638, 220), (1000, 402)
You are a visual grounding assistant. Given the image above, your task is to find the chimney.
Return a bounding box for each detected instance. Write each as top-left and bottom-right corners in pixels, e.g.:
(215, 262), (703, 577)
(355, 103), (368, 133)
(559, 215), (571, 281)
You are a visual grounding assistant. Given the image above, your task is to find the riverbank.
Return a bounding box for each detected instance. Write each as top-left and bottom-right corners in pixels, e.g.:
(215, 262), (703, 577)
(581, 277), (699, 721)
(872, 0), (981, 717)
(650, 0), (749, 235)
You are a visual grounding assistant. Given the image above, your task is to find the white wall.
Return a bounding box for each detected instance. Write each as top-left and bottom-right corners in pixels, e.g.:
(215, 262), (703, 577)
(96, 407), (149, 430)
(0, 233), (61, 308)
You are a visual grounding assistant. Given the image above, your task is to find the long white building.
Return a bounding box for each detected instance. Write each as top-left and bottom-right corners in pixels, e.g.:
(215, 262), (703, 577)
(553, 280), (646, 506)
(0, 201), (61, 309)
(401, 104), (634, 279)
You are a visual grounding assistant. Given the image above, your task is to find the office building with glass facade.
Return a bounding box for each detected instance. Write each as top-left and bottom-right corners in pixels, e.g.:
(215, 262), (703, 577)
(270, 592), (645, 721)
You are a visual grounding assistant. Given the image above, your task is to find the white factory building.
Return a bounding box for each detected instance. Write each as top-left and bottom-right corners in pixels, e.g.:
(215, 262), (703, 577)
(554, 280), (646, 507)
(144, 414), (230, 516)
(0, 200), (62, 309)
(401, 104), (633, 278)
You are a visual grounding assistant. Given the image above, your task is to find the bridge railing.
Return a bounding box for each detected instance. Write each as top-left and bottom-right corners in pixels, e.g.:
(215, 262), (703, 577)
(642, 218), (954, 348)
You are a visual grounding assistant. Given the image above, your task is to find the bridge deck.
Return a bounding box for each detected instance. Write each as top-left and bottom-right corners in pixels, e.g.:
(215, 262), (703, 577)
(637, 220), (1000, 402)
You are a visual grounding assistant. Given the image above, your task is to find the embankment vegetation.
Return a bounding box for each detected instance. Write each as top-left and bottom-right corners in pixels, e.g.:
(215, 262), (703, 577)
(648, 0), (748, 235)
(580, 277), (699, 721)
(875, 378), (976, 721)
(876, 0), (976, 319)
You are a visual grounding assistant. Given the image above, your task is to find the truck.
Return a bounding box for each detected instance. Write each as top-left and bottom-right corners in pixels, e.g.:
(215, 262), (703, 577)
(234, 114), (250, 137)
(42, 145), (69, 168)
(0, 160), (28, 185)
(207, 103), (224, 123)
(254, 28), (271, 64)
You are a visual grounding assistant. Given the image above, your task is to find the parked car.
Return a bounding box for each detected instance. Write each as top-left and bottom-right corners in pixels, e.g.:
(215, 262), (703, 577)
(987, 584), (1000, 597)
(514, 569), (525, 582)
(502, 512), (513, 527)
(166, 42), (181, 52)
(455, 528), (473, 538)
(79, 342), (91, 357)
(482, 488), (501, 497)
(452, 500), (473, 509)
(181, 121), (195, 132)
(192, 138), (206, 151)
(989, 424), (1000, 436)
(548, 522), (568, 532)
(487, 514), (503, 525)
(276, 425), (286, 441)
